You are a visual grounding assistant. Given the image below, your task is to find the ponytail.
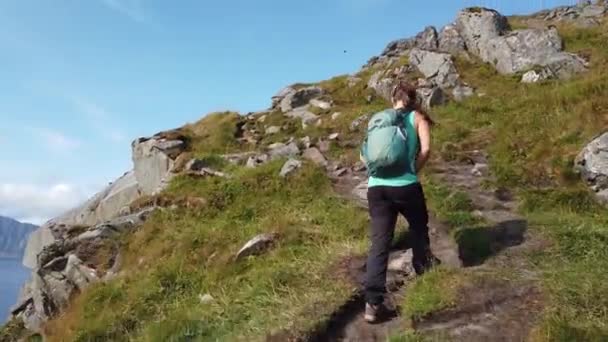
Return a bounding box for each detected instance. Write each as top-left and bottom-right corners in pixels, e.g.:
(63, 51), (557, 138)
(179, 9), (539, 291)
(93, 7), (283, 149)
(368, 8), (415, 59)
(391, 80), (435, 126)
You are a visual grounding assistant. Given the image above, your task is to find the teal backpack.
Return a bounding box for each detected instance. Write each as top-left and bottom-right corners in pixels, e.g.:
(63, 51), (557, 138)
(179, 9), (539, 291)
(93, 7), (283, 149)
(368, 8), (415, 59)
(360, 109), (413, 178)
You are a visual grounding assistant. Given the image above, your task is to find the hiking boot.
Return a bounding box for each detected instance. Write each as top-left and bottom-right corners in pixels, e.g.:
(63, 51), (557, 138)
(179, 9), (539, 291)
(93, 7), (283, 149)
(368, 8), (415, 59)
(364, 303), (379, 323)
(413, 252), (441, 276)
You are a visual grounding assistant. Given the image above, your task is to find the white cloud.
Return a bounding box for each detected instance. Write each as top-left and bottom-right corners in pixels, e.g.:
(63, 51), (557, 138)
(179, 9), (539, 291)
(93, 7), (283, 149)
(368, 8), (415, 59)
(101, 0), (146, 22)
(31, 127), (81, 153)
(0, 183), (91, 225)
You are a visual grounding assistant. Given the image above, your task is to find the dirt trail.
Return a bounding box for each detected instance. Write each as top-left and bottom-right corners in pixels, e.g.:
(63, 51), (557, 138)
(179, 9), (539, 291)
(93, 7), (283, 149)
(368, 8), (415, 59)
(304, 152), (545, 341)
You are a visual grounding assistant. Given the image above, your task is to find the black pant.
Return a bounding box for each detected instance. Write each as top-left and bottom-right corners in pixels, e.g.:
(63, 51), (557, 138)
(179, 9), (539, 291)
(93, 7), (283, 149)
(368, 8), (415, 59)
(365, 182), (431, 305)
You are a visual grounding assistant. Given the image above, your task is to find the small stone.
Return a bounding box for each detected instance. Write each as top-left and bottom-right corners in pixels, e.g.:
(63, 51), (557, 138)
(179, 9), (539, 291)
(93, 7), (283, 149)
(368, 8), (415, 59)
(280, 158), (302, 177)
(199, 293), (215, 304)
(303, 147), (328, 167)
(328, 133), (340, 141)
(236, 233), (277, 260)
(246, 154), (269, 168)
(331, 112), (342, 120)
(318, 140), (331, 153)
(332, 168), (348, 178)
(353, 162), (367, 172)
(471, 163), (489, 177)
(257, 115), (267, 123)
(309, 98), (332, 110)
(452, 85), (475, 101)
(266, 126), (281, 135)
(315, 119), (323, 127)
(366, 95), (374, 103)
(388, 250), (413, 273)
(300, 136), (311, 149)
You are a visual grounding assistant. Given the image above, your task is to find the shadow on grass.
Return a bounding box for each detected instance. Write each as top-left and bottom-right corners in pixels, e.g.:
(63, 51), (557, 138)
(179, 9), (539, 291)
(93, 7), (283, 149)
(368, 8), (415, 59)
(455, 219), (527, 267)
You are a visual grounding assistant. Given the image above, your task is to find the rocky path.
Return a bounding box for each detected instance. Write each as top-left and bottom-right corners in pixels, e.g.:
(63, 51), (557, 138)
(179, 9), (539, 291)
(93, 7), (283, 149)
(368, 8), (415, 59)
(305, 151), (546, 341)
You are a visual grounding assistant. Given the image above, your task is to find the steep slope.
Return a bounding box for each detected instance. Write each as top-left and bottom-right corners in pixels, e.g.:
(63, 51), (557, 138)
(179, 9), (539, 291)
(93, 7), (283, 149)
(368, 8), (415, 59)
(3, 2), (608, 342)
(0, 217), (37, 259)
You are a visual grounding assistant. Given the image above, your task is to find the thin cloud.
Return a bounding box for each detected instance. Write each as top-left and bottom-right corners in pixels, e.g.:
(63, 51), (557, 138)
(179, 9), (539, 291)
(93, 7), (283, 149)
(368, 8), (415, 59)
(101, 0), (146, 22)
(0, 183), (91, 225)
(30, 127), (81, 153)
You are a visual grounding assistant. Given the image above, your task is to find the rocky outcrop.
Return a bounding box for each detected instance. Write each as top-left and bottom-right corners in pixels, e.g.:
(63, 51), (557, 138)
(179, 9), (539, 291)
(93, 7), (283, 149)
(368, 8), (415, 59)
(438, 25), (467, 55)
(455, 7), (510, 60)
(484, 27), (587, 78)
(409, 48), (461, 89)
(534, 1), (607, 27)
(575, 132), (608, 204)
(132, 135), (187, 195)
(455, 8), (588, 80)
(13, 208), (156, 332)
(277, 86), (324, 113)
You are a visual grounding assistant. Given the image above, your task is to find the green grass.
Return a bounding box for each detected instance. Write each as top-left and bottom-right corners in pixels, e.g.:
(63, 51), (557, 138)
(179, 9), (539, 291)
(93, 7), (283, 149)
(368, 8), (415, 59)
(403, 267), (467, 321)
(419, 21), (608, 341)
(45, 161), (369, 341)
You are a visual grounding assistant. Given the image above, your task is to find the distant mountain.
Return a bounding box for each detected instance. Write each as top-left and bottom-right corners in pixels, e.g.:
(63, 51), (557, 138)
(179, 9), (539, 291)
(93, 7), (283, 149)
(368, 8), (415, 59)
(0, 216), (37, 259)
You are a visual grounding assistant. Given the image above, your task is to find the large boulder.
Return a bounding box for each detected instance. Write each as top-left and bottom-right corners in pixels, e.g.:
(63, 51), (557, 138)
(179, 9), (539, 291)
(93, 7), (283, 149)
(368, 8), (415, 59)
(438, 24), (467, 55)
(414, 26), (439, 51)
(455, 7), (510, 61)
(22, 171), (141, 269)
(409, 48), (461, 89)
(575, 132), (608, 204)
(279, 86), (324, 113)
(484, 27), (587, 77)
(132, 137), (186, 195)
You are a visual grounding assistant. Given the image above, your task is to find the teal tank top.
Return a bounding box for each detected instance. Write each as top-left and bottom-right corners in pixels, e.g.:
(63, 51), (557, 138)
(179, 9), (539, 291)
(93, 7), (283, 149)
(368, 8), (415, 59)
(368, 110), (419, 188)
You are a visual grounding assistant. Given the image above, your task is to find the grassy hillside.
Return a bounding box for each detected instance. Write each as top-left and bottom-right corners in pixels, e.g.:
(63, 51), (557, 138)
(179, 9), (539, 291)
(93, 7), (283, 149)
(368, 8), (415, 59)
(4, 16), (608, 342)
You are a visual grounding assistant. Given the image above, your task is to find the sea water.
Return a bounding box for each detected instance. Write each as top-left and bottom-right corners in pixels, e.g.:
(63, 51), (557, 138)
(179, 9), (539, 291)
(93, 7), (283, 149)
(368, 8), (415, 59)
(0, 259), (31, 322)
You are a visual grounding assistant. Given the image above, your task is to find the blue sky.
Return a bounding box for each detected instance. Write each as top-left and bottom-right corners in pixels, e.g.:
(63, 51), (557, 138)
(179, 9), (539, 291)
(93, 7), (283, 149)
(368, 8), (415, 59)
(0, 0), (577, 224)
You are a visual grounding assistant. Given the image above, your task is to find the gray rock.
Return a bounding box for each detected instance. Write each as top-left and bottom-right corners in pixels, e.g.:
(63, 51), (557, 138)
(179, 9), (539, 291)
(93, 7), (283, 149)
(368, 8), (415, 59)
(581, 4), (606, 17)
(484, 27), (587, 77)
(236, 233), (277, 260)
(64, 254), (98, 290)
(132, 138), (185, 195)
(575, 132), (608, 203)
(438, 24), (466, 55)
(331, 112), (342, 120)
(318, 140), (331, 153)
(388, 250), (413, 272)
(284, 107), (319, 126)
(409, 48), (460, 89)
(309, 98), (332, 110)
(223, 152), (258, 165)
(350, 114), (369, 132)
(452, 85), (475, 101)
(471, 163), (489, 177)
(280, 159), (302, 177)
(280, 86), (324, 113)
(331, 168), (348, 178)
(352, 180), (369, 208)
(521, 69), (553, 83)
(303, 148), (328, 167)
(268, 142), (301, 160)
(271, 86), (296, 108)
(265, 126), (281, 135)
(246, 154), (269, 168)
(414, 26), (439, 51)
(328, 133), (340, 141)
(23, 226), (55, 269)
(455, 7), (510, 60)
(381, 37), (415, 57)
(417, 87), (446, 109)
(300, 136), (311, 149)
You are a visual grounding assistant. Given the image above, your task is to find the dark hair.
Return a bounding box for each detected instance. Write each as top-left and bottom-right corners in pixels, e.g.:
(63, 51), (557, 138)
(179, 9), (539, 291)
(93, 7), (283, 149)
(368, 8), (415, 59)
(391, 80), (435, 126)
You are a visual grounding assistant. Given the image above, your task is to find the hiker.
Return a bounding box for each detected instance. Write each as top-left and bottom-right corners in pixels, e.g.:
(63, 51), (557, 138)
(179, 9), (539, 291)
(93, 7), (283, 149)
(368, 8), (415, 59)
(360, 81), (438, 323)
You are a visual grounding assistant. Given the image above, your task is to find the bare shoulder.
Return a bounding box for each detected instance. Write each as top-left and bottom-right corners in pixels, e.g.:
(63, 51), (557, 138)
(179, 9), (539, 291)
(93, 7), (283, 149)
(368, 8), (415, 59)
(413, 111), (427, 128)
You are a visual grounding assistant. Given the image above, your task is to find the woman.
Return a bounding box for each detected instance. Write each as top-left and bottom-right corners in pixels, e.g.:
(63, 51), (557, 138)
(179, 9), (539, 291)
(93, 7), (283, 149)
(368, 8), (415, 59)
(363, 81), (438, 323)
